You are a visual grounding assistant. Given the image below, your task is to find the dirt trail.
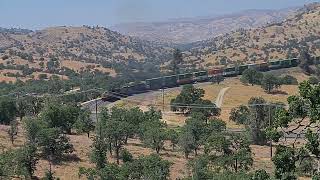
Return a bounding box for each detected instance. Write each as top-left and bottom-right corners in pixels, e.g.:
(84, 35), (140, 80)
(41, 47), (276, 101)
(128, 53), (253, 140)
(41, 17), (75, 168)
(215, 87), (230, 108)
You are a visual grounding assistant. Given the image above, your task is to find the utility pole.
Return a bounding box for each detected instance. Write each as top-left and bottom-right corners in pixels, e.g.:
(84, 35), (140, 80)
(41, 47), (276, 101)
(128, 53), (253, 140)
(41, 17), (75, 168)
(96, 97), (103, 139)
(95, 98), (98, 124)
(269, 104), (272, 160)
(16, 92), (21, 121)
(162, 76), (165, 112)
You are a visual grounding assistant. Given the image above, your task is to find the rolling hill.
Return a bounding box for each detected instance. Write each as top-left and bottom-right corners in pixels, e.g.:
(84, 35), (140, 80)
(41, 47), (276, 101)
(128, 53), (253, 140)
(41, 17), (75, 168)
(0, 3), (319, 83)
(111, 8), (297, 44)
(183, 3), (320, 69)
(0, 26), (173, 82)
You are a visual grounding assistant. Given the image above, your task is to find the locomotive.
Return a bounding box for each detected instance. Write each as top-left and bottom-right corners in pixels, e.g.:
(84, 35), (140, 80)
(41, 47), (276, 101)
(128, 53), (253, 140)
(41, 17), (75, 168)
(102, 58), (302, 101)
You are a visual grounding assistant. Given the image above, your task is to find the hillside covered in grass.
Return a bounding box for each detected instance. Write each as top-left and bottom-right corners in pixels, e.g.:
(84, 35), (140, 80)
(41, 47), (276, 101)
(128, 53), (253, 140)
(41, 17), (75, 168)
(184, 3), (320, 69)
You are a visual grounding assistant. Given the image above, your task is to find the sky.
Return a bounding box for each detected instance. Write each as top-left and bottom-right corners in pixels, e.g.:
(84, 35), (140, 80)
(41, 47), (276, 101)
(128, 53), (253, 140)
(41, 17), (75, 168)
(0, 0), (319, 29)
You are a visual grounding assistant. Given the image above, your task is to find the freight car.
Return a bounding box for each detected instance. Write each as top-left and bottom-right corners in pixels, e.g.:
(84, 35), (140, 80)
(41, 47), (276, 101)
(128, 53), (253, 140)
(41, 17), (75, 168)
(102, 58), (301, 101)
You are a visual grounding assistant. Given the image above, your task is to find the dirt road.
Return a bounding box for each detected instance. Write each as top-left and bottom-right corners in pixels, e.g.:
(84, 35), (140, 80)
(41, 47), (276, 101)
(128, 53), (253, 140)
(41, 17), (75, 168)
(215, 87), (230, 108)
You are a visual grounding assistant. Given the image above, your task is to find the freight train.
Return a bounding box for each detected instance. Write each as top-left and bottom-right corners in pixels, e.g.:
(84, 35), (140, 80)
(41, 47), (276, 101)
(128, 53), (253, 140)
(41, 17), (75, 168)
(102, 58), (302, 101)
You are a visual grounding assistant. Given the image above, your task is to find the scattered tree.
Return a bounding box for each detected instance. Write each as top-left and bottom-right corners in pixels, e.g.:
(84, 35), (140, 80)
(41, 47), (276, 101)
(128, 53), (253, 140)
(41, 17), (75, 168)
(171, 85), (220, 116)
(229, 105), (250, 124)
(261, 73), (282, 93)
(183, 113), (207, 156)
(178, 129), (196, 159)
(73, 109), (94, 137)
(120, 149), (133, 163)
(172, 49), (183, 74)
(272, 145), (296, 180)
(37, 127), (74, 162)
(252, 169), (270, 180)
(107, 107), (128, 164)
(204, 132), (253, 173)
(0, 98), (17, 125)
(140, 108), (166, 154)
(240, 68), (263, 86)
(191, 99), (221, 121)
(166, 129), (179, 150)
(247, 97), (269, 145)
(16, 97), (28, 121)
(40, 101), (80, 134)
(281, 75), (298, 85)
(7, 120), (18, 144)
(122, 154), (171, 180)
(211, 74), (225, 84)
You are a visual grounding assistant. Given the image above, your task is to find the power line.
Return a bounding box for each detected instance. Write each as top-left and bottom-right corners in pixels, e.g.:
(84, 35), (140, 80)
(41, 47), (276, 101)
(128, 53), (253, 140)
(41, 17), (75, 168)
(106, 92), (288, 110)
(107, 87), (288, 109)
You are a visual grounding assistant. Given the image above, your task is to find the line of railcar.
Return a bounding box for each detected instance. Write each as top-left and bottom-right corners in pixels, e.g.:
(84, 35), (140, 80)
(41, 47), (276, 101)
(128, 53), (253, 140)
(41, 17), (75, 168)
(147, 58), (300, 89)
(102, 58), (304, 101)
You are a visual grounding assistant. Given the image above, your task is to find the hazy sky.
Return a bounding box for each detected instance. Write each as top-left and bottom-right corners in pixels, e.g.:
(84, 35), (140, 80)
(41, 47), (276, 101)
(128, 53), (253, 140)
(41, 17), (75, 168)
(0, 0), (319, 29)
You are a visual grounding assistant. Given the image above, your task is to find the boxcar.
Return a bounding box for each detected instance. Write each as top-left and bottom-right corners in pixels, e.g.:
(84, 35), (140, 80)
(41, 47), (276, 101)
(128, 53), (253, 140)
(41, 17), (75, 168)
(146, 77), (164, 90)
(257, 62), (269, 71)
(164, 75), (178, 88)
(178, 73), (194, 85)
(269, 60), (282, 69)
(223, 66), (237, 76)
(248, 64), (257, 69)
(122, 82), (147, 95)
(193, 71), (208, 82)
(291, 58), (300, 67)
(280, 59), (292, 68)
(238, 65), (249, 75)
(208, 68), (223, 78)
(119, 85), (135, 96)
(101, 91), (121, 102)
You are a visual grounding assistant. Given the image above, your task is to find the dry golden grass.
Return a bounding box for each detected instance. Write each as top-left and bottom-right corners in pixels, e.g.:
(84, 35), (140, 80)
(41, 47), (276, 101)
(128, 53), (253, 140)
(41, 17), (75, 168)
(112, 52), (145, 62)
(61, 60), (117, 77)
(35, 134), (94, 180)
(0, 125), (25, 152)
(0, 70), (311, 179)
(251, 145), (275, 174)
(0, 125), (294, 180)
(0, 69), (22, 75)
(222, 78), (298, 107)
(0, 71), (71, 83)
(12, 58), (42, 69)
(0, 75), (17, 83)
(148, 69), (308, 128)
(151, 83), (225, 127)
(0, 69), (25, 83)
(31, 72), (69, 80)
(186, 4), (320, 68)
(150, 77), (298, 128)
(0, 124), (188, 179)
(124, 139), (189, 179)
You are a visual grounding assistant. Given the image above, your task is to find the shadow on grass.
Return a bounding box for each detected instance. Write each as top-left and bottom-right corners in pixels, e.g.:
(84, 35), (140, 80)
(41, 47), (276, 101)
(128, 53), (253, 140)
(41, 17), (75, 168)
(50, 154), (82, 165)
(269, 90), (288, 95)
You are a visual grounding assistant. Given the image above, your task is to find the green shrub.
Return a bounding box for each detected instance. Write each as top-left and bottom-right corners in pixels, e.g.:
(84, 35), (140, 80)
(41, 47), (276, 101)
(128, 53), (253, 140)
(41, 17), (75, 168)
(281, 75), (298, 85)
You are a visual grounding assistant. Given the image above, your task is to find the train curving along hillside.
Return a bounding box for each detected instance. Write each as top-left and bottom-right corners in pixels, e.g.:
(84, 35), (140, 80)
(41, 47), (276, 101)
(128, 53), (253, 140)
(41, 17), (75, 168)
(102, 57), (320, 102)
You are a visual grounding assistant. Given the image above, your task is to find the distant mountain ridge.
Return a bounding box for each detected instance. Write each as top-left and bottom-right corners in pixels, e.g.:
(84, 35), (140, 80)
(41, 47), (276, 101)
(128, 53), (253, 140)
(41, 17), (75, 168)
(0, 26), (174, 82)
(111, 8), (298, 44)
(182, 3), (320, 69)
(0, 3), (319, 83)
(0, 26), (172, 62)
(0, 27), (32, 35)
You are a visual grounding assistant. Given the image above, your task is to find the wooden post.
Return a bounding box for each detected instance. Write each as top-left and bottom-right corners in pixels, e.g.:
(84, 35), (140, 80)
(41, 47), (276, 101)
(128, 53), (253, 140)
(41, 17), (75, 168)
(269, 104), (273, 159)
(162, 76), (165, 112)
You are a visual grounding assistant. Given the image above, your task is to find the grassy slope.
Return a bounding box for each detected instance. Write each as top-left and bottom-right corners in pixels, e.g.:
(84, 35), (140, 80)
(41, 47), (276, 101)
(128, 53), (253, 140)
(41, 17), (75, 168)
(0, 68), (310, 179)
